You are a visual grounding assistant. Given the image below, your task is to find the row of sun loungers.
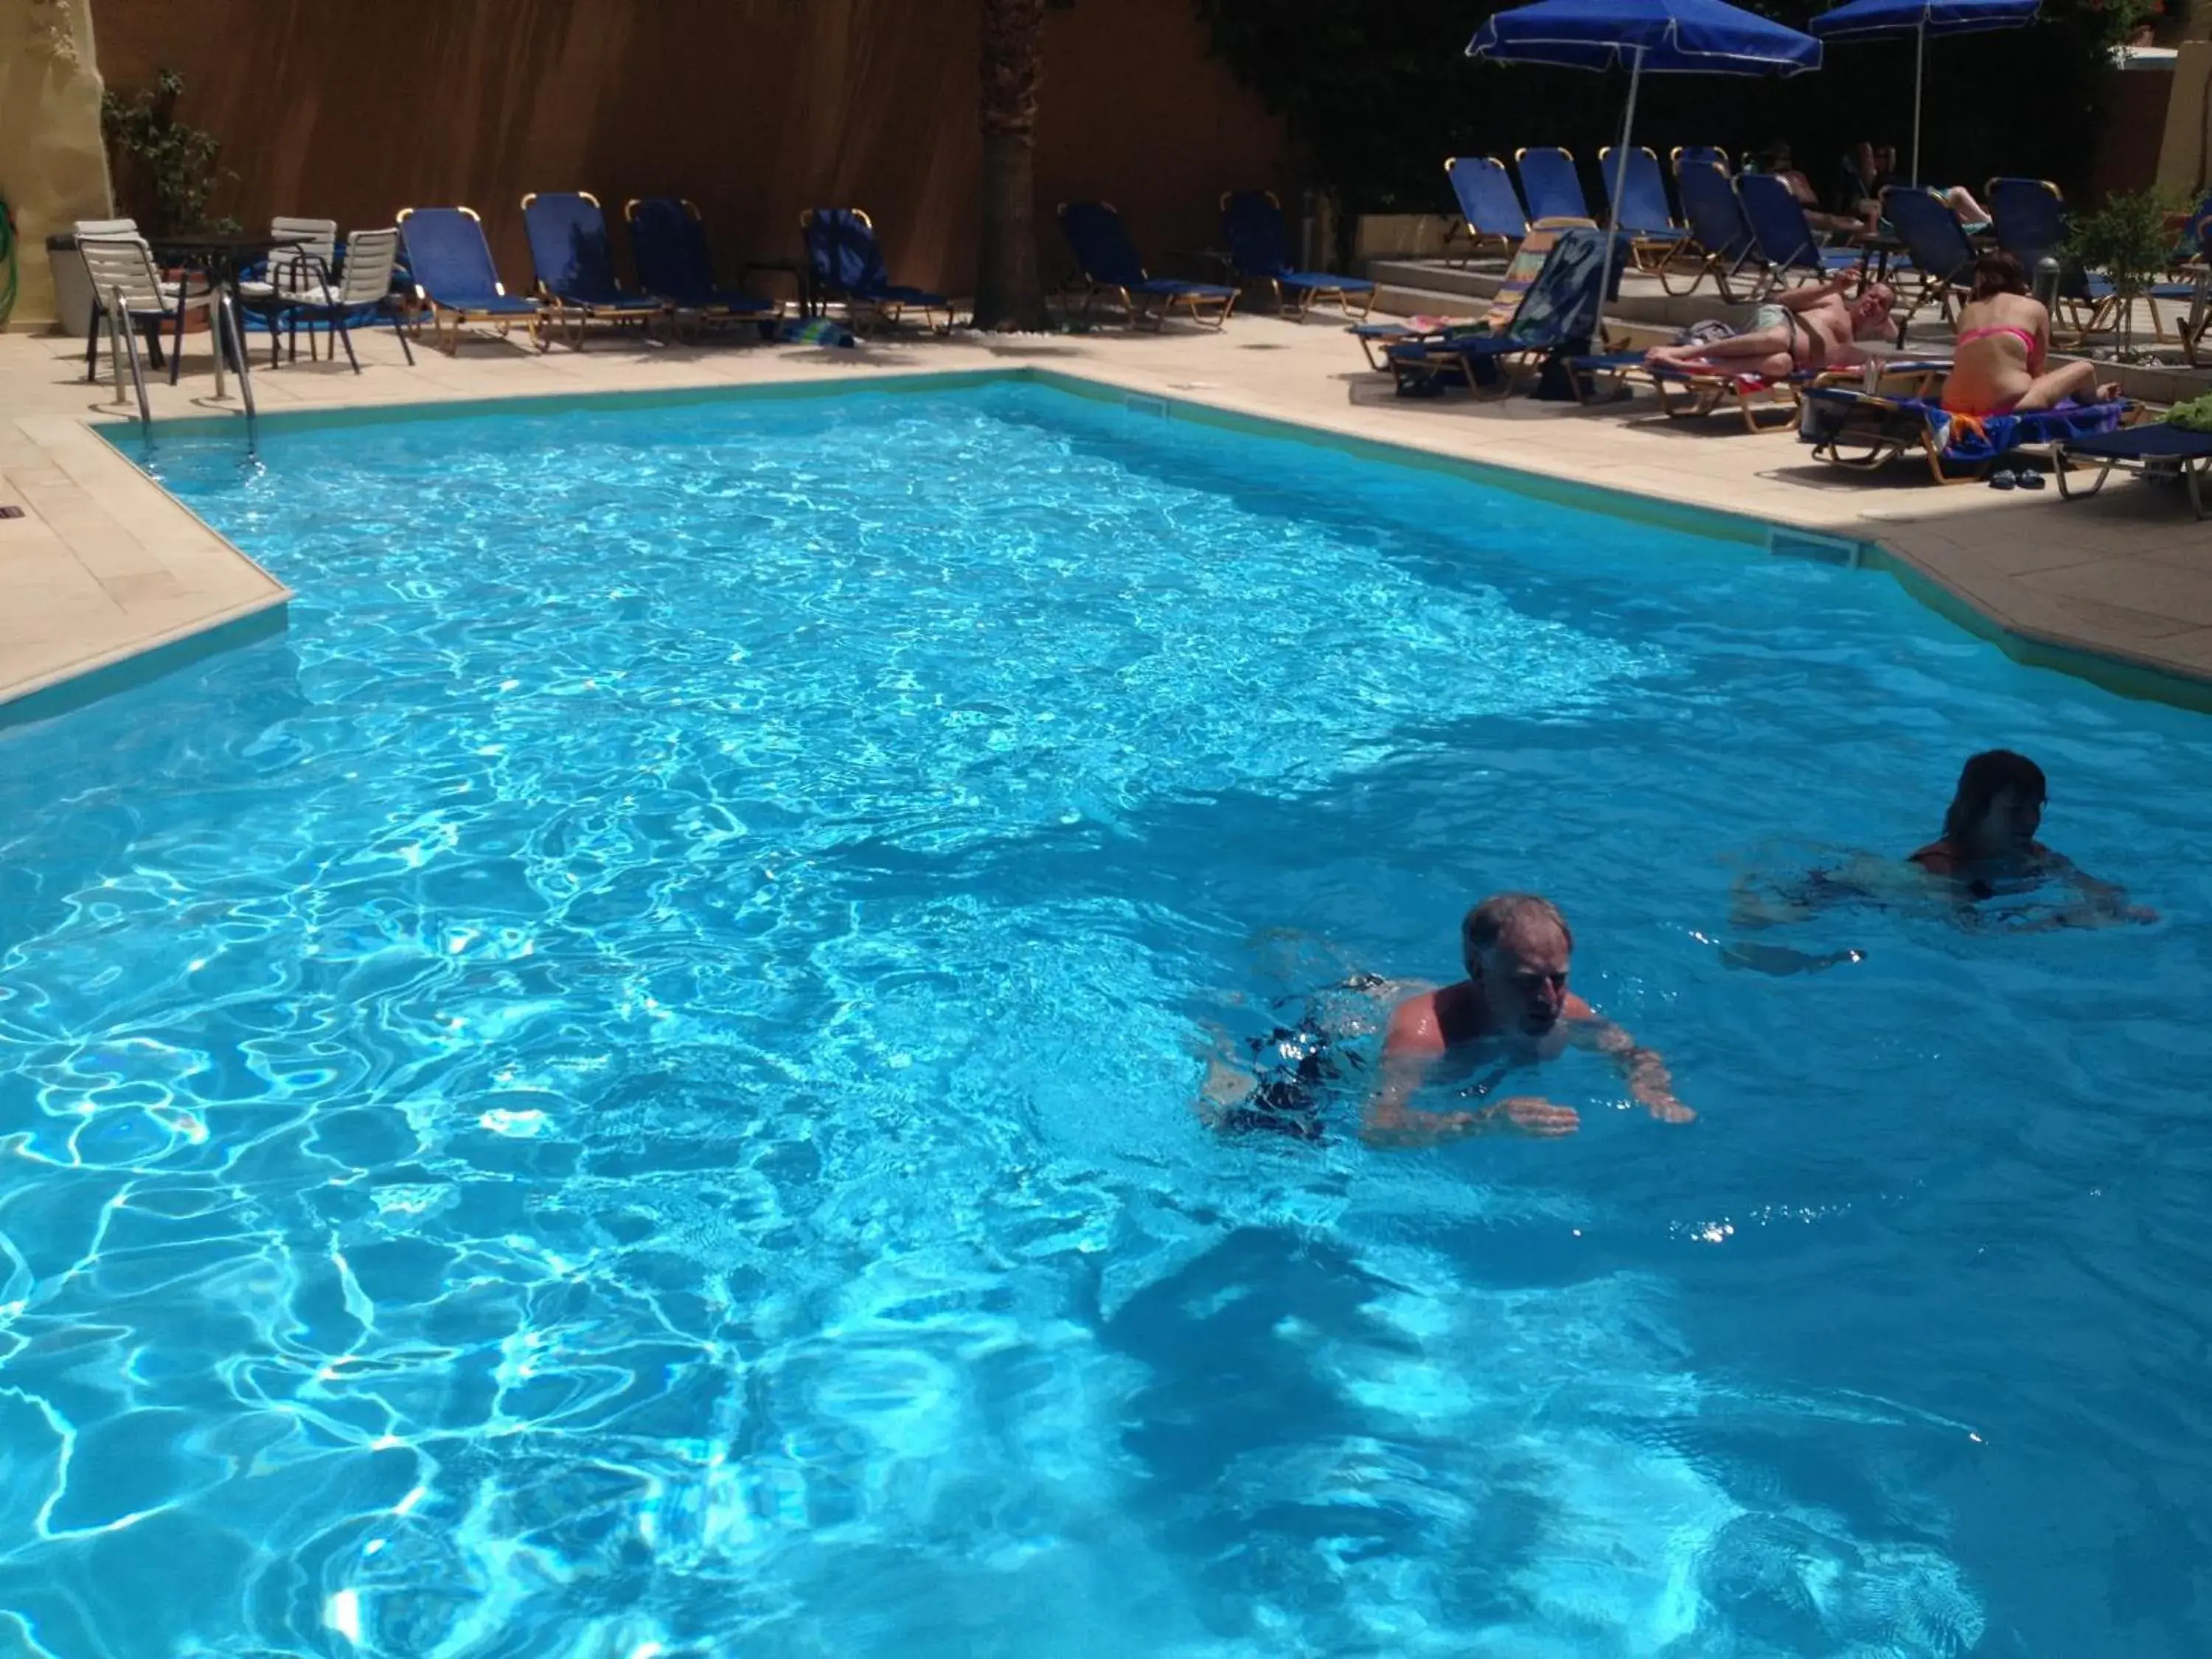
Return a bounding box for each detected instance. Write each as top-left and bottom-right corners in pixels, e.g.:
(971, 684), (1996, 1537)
(1053, 193), (1374, 329)
(1338, 220), (2160, 499)
(1448, 147), (2212, 355)
(394, 190), (1375, 352)
(392, 197), (950, 354)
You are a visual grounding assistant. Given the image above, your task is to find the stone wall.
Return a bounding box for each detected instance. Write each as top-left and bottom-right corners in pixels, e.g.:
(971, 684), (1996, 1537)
(0, 0), (112, 327)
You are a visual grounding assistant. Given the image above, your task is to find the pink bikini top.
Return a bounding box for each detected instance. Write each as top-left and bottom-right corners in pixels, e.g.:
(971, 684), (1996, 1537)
(1956, 323), (2040, 364)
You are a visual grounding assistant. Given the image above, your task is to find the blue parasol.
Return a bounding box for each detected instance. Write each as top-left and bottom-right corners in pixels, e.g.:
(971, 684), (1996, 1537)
(1812, 0), (2041, 186)
(1468, 0), (1823, 321)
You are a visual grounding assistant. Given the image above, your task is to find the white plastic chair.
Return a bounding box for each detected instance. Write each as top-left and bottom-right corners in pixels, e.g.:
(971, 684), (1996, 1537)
(266, 227), (414, 371)
(77, 236), (222, 393)
(240, 216), (340, 300)
(73, 217), (145, 371)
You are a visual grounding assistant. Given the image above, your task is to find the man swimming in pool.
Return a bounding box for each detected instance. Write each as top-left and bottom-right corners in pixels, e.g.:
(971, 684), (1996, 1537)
(1363, 893), (1693, 1147)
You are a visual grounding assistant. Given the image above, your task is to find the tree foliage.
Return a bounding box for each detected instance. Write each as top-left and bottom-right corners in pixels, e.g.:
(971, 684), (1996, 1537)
(100, 69), (237, 235)
(1195, 0), (2143, 218)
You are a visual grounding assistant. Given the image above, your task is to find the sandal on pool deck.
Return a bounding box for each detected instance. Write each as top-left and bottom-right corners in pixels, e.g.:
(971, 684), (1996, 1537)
(1987, 469), (2017, 490)
(2015, 468), (2046, 490)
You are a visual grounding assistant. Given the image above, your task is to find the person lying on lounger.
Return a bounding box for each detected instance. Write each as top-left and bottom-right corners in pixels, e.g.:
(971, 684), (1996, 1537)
(1943, 253), (2121, 417)
(1843, 143), (1992, 232)
(1642, 275), (1896, 381)
(1756, 142), (1875, 238)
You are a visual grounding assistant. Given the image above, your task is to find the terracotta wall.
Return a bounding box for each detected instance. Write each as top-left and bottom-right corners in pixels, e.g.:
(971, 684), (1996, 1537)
(2090, 63), (2177, 204)
(87, 0), (1293, 304)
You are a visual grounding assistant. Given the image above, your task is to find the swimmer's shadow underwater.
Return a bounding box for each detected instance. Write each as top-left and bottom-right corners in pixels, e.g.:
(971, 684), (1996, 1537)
(1706, 937), (1868, 977)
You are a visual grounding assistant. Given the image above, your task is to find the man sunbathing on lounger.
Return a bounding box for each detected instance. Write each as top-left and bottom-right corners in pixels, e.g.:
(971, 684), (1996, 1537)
(1643, 274), (1896, 382)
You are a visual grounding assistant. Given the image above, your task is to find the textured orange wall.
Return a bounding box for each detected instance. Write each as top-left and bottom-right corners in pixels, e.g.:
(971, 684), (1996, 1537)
(89, 0), (1293, 301)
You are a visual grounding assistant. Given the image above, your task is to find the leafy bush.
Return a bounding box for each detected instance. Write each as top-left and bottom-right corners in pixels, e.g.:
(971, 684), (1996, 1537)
(2068, 185), (2187, 354)
(100, 69), (237, 235)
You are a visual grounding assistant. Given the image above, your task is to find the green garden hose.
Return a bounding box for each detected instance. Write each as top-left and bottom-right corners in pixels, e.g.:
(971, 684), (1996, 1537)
(0, 198), (17, 329)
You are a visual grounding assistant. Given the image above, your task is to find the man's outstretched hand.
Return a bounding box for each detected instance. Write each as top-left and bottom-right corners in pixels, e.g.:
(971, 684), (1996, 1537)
(1477, 1096), (1581, 1138)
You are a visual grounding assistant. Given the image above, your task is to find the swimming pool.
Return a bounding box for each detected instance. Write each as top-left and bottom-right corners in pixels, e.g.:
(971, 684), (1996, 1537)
(2, 374), (2208, 1655)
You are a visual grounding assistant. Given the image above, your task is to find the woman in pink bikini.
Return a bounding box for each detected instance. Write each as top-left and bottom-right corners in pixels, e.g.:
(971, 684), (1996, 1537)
(1943, 253), (2118, 416)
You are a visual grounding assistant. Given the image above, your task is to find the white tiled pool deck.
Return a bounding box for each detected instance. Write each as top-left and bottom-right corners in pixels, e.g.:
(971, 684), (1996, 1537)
(6, 312), (2212, 717)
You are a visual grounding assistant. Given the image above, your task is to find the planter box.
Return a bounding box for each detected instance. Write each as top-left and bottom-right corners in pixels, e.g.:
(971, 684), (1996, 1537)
(46, 234), (94, 338)
(1353, 214), (1458, 262)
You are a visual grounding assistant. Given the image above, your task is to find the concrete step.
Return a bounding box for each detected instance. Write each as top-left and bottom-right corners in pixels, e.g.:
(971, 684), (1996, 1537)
(1366, 259), (1501, 302)
(1371, 282), (1491, 321)
(1370, 255), (1767, 333)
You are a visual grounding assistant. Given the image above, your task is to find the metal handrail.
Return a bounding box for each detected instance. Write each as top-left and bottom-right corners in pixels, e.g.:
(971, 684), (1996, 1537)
(102, 282), (152, 431)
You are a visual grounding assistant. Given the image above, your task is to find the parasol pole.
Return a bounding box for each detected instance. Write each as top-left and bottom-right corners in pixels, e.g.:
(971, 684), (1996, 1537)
(1601, 43), (1644, 344)
(1910, 13), (1927, 185)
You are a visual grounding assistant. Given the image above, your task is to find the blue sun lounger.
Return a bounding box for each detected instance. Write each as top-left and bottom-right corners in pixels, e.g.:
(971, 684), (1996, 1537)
(1565, 350), (1950, 431)
(1386, 227), (1621, 397)
(1801, 386), (2129, 484)
(1219, 189), (1373, 320)
(1058, 201), (1238, 329)
(623, 198), (779, 330)
(1736, 173), (1865, 296)
(1664, 159), (1761, 300)
(2055, 422), (2212, 518)
(1882, 186), (1977, 326)
(1988, 178), (2116, 339)
(394, 206), (542, 354)
(800, 208), (953, 330)
(1515, 146), (1593, 224)
(520, 192), (665, 347)
(1444, 156), (1530, 261)
(2144, 193), (2212, 363)
(1599, 145), (1686, 270)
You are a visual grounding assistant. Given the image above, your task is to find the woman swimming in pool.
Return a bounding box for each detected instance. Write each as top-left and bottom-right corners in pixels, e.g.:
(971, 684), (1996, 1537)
(1942, 254), (2120, 417)
(1909, 749), (2151, 925)
(1722, 748), (2153, 953)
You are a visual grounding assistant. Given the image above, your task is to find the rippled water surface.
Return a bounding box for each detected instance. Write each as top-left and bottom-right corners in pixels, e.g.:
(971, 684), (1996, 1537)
(4, 378), (2209, 1657)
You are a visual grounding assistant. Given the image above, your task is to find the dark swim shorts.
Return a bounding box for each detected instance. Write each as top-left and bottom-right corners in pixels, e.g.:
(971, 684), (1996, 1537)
(1218, 1016), (1355, 1142)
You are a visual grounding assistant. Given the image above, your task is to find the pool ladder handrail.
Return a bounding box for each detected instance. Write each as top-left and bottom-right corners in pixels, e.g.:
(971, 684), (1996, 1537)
(98, 282), (256, 437)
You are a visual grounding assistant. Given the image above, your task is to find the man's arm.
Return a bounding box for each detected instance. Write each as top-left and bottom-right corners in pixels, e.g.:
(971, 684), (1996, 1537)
(1777, 273), (1852, 311)
(1574, 1015), (1695, 1123)
(1361, 998), (1579, 1147)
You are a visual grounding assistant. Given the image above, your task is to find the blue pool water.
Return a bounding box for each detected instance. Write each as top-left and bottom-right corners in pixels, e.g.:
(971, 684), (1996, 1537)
(2, 376), (2208, 1656)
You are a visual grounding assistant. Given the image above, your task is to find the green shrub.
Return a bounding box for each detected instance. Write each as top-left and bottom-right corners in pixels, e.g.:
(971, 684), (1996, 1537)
(100, 69), (237, 236)
(2067, 186), (2188, 355)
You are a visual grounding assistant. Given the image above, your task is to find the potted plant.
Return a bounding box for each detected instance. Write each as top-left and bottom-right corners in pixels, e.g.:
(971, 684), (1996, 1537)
(2066, 186), (2186, 361)
(99, 69), (237, 237)
(88, 69), (238, 335)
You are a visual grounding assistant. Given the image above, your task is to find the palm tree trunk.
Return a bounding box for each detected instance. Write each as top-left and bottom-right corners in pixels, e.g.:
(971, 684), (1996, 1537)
(975, 0), (1048, 331)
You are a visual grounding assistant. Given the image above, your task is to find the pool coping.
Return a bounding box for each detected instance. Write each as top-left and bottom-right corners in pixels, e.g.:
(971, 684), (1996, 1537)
(10, 352), (2212, 721)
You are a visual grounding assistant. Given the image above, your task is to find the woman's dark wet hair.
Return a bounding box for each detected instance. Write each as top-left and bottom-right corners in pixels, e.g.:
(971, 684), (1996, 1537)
(1942, 748), (2047, 840)
(1970, 251), (2030, 302)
